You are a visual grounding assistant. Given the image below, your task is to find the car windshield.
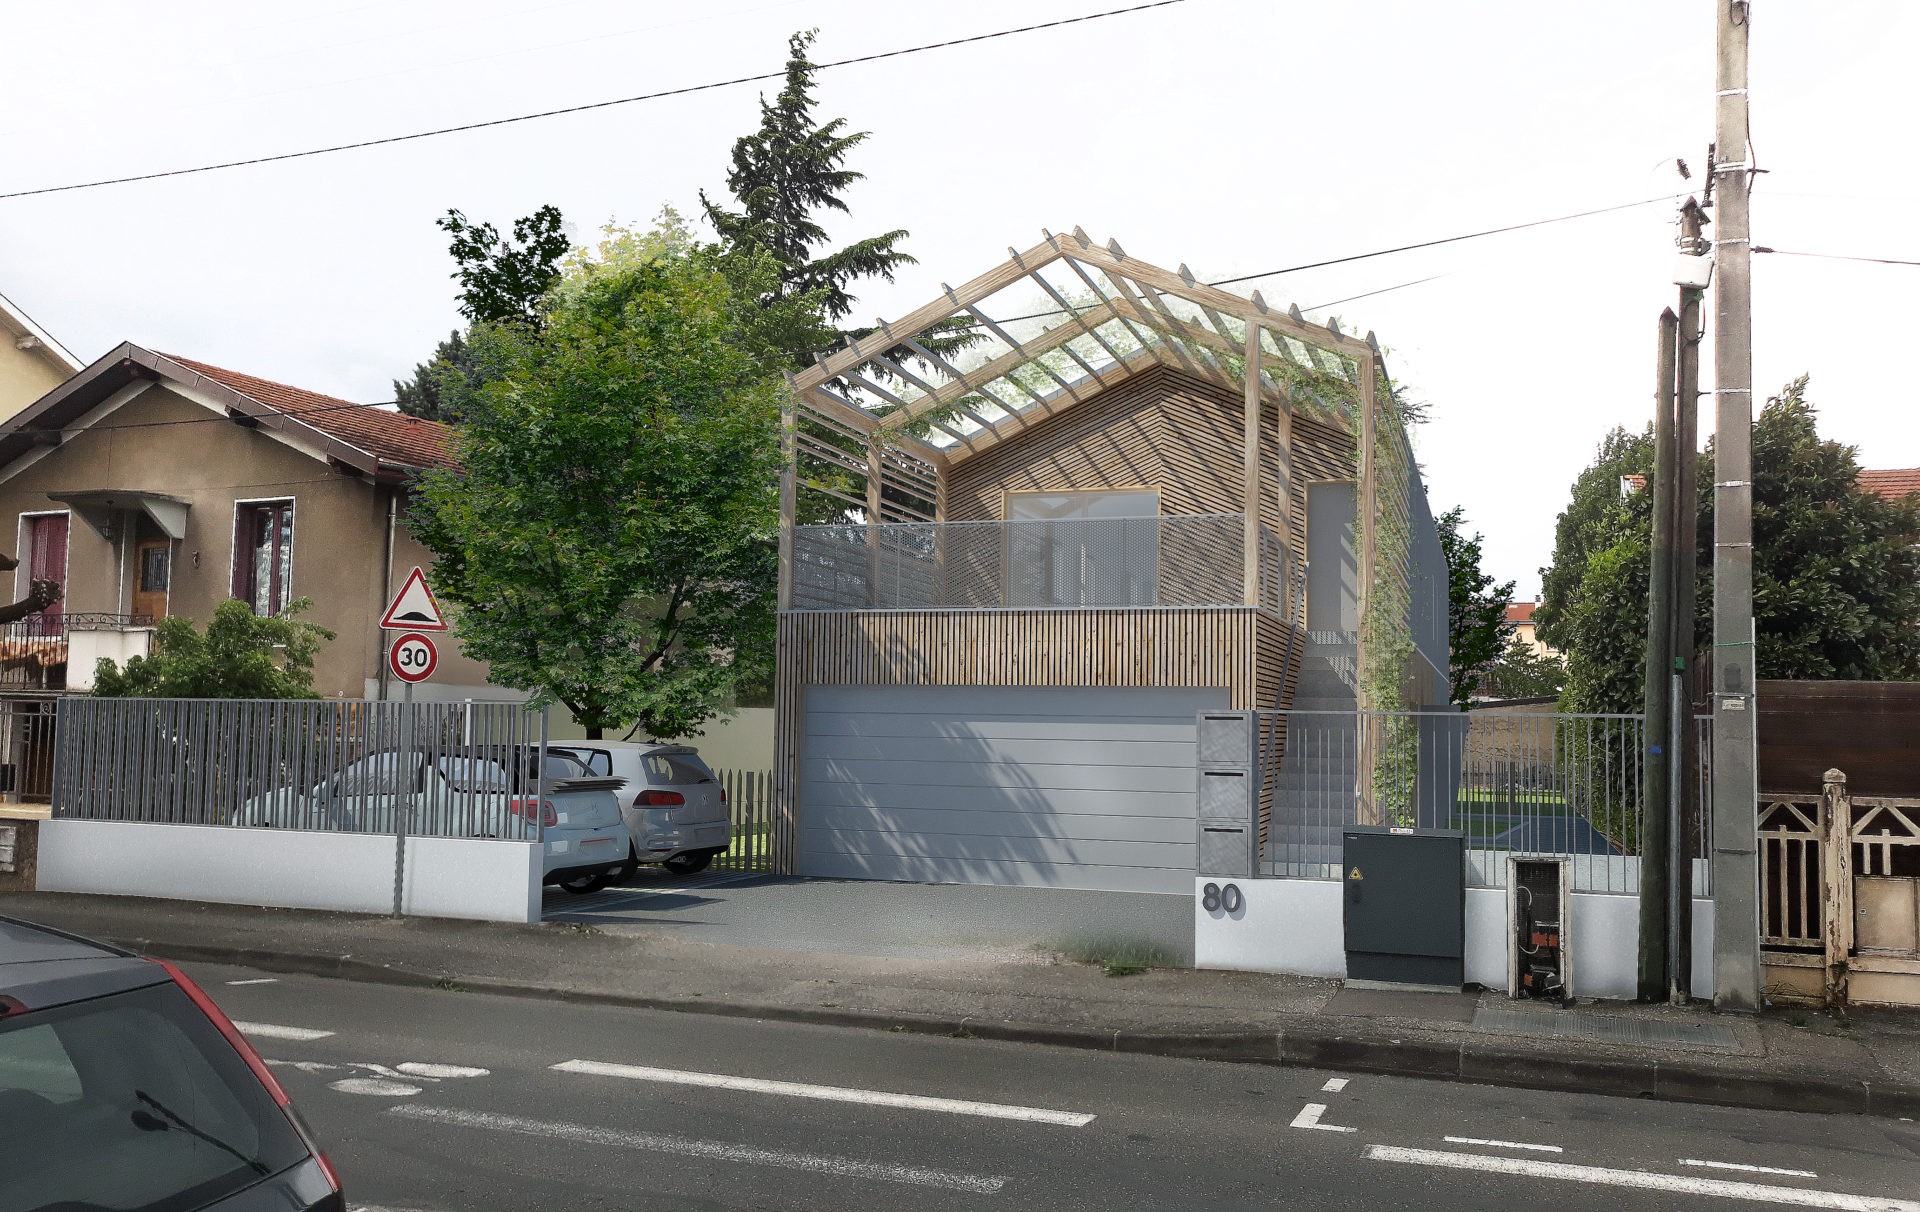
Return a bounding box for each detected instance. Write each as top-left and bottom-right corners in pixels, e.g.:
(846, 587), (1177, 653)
(0, 979), (308, 1212)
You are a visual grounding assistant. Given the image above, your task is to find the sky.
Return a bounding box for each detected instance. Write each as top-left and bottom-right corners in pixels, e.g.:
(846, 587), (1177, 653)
(3, 0), (1915, 597)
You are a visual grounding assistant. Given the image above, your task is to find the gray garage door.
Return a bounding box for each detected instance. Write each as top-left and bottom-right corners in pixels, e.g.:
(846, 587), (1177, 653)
(799, 685), (1227, 894)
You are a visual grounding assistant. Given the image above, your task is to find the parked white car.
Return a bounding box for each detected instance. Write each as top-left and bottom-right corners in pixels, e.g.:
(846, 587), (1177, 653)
(231, 747), (630, 894)
(548, 742), (731, 875)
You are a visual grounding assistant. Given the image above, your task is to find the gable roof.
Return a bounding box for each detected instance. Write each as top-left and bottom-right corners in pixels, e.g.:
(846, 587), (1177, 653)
(1859, 468), (1920, 503)
(1505, 601), (1536, 626)
(0, 343), (451, 481)
(0, 288), (82, 376)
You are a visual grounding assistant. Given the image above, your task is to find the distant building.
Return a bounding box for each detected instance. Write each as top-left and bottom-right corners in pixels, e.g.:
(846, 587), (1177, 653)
(1504, 600), (1559, 660)
(0, 290), (82, 424)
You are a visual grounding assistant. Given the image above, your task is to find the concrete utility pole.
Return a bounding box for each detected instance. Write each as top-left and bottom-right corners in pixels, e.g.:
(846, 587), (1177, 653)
(1639, 309), (1679, 1002)
(1711, 0), (1762, 1011)
(1671, 199), (1707, 1004)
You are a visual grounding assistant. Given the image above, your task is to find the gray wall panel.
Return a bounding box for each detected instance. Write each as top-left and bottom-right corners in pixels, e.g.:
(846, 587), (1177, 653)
(799, 685), (1225, 892)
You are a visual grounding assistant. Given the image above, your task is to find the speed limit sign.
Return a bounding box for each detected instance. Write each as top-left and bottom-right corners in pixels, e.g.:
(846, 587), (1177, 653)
(388, 631), (438, 684)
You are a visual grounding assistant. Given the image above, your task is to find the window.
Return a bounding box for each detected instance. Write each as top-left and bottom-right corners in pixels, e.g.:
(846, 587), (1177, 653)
(233, 500), (293, 616)
(642, 753), (717, 785)
(1005, 489), (1160, 607)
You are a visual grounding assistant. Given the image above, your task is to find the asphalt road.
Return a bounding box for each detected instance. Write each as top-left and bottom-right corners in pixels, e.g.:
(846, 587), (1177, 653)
(185, 961), (1920, 1212)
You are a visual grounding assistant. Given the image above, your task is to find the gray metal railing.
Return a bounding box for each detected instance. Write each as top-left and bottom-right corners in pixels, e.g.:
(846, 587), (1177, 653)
(791, 513), (1299, 614)
(1261, 709), (1713, 894)
(52, 697), (552, 840)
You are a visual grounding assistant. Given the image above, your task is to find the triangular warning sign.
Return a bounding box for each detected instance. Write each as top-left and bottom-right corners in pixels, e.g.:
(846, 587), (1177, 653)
(380, 566), (447, 631)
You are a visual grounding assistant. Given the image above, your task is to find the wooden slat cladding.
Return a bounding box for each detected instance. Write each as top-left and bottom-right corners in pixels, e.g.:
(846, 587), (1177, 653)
(944, 364), (1354, 554)
(770, 606), (1303, 872)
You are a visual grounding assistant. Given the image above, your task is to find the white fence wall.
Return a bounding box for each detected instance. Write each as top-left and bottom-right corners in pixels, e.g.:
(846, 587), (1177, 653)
(37, 820), (541, 923)
(1195, 875), (1716, 1000)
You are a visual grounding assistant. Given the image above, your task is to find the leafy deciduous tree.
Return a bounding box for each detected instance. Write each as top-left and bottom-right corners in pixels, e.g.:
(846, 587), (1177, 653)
(1438, 506), (1516, 705)
(409, 228), (784, 739)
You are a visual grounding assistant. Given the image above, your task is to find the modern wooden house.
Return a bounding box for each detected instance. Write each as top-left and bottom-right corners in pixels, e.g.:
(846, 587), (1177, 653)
(774, 230), (1446, 893)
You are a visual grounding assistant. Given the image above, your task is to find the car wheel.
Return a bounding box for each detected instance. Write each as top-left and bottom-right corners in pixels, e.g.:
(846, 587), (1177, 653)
(662, 851), (713, 876)
(559, 871), (613, 895)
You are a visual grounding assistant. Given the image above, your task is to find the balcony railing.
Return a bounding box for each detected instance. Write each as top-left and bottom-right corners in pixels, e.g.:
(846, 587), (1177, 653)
(791, 513), (1301, 615)
(0, 613), (154, 693)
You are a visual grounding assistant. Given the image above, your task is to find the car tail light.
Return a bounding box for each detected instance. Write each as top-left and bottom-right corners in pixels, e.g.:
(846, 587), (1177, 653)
(0, 993), (28, 1018)
(720, 786), (728, 804)
(636, 789), (685, 807)
(147, 958), (343, 1197)
(509, 798), (559, 827)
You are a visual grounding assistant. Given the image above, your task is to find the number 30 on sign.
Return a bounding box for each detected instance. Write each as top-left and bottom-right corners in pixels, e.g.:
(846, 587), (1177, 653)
(389, 631), (438, 684)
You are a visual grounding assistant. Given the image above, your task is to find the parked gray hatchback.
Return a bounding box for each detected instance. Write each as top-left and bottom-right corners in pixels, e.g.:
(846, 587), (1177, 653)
(0, 916), (343, 1211)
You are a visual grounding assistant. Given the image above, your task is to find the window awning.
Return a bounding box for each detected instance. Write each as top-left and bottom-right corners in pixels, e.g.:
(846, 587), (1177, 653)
(45, 490), (191, 542)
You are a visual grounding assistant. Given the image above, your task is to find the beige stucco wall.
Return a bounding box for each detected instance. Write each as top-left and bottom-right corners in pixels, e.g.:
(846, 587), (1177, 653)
(0, 338), (70, 425)
(0, 384), (489, 700)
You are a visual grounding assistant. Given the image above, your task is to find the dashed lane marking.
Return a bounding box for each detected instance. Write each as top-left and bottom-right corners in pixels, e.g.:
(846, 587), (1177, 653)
(1367, 1145), (1920, 1210)
(1288, 1103), (1356, 1133)
(1445, 1136), (1563, 1154)
(397, 1062), (490, 1079)
(1683, 1159), (1820, 1179)
(389, 1105), (1007, 1194)
(233, 1021), (333, 1041)
(1320, 1078), (1349, 1093)
(551, 1059), (1094, 1127)
(225, 978), (279, 985)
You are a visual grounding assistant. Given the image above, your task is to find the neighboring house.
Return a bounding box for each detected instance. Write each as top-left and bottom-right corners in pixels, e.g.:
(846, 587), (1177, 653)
(1858, 467), (1920, 505)
(0, 344), (512, 799)
(0, 290), (83, 422)
(1504, 600), (1558, 660)
(772, 231), (1447, 893)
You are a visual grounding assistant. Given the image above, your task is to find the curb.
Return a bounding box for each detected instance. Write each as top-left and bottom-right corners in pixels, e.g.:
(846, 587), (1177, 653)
(110, 933), (1920, 1121)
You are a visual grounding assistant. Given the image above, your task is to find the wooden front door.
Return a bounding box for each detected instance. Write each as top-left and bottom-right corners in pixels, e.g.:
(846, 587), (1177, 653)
(132, 519), (171, 622)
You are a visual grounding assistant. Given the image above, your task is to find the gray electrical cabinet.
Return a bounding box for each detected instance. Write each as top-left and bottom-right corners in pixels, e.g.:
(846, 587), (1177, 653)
(1195, 712), (1259, 877)
(1341, 826), (1465, 987)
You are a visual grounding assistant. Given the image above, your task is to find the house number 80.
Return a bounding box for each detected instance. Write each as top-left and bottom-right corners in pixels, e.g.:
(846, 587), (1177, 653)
(1201, 882), (1242, 913)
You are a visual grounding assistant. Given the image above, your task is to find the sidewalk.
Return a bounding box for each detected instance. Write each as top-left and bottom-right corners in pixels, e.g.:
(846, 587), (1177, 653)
(4, 889), (1917, 1119)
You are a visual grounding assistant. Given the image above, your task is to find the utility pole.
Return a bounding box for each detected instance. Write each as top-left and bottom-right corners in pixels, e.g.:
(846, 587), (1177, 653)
(1711, 0), (1762, 1011)
(1671, 198), (1707, 1004)
(1639, 309), (1679, 1002)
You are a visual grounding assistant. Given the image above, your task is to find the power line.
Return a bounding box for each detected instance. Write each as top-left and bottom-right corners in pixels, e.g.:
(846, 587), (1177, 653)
(1753, 246), (1920, 267)
(0, 0), (1189, 201)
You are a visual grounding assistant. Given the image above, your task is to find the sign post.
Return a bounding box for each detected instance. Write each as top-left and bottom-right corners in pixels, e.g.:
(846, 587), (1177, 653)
(378, 569), (447, 916)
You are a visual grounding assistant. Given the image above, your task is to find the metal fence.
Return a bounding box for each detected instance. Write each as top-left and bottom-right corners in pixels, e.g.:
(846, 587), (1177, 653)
(1261, 709), (1713, 894)
(711, 768), (774, 873)
(53, 697), (552, 841)
(791, 513), (1298, 614)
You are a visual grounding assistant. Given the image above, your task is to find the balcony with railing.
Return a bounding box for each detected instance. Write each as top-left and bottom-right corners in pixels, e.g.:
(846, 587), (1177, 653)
(0, 613), (154, 694)
(790, 513), (1300, 616)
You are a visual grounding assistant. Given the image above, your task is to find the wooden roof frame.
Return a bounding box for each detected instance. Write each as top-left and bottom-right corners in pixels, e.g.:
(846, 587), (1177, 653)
(785, 227), (1382, 464)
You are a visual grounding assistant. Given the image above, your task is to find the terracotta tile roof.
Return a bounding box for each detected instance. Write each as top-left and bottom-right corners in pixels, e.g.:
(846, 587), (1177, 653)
(163, 355), (453, 470)
(1859, 468), (1920, 503)
(1505, 601), (1536, 626)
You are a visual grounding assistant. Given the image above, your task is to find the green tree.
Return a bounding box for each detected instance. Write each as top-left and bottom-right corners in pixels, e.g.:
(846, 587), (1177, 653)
(396, 205), (570, 422)
(1438, 506), (1515, 705)
(1482, 634), (1568, 700)
(700, 29), (916, 370)
(1542, 376), (1920, 712)
(409, 225), (783, 739)
(91, 598), (334, 699)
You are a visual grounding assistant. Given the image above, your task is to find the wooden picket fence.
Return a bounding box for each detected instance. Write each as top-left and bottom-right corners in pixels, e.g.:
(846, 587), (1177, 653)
(711, 768), (774, 873)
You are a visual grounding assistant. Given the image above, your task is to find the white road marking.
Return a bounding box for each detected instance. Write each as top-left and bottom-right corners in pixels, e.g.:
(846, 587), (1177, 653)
(1288, 1103), (1356, 1133)
(1367, 1145), (1920, 1210)
(330, 1078), (423, 1097)
(390, 1105), (1006, 1193)
(225, 978), (279, 986)
(233, 1021), (333, 1041)
(1684, 1159), (1820, 1179)
(551, 1059), (1094, 1127)
(396, 1062), (490, 1079)
(266, 1060), (343, 1073)
(1445, 1136), (1564, 1154)
(1320, 1078), (1349, 1093)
